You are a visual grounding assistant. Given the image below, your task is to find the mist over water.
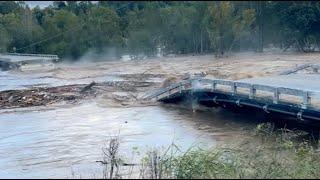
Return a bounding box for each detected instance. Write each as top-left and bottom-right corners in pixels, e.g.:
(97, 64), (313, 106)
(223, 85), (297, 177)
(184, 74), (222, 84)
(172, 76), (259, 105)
(78, 47), (120, 62)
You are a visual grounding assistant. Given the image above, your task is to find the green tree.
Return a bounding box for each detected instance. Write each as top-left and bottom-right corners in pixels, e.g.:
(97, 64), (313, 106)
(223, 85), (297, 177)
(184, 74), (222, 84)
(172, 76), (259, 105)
(160, 5), (197, 54)
(1, 1), (320, 60)
(277, 2), (320, 52)
(126, 2), (162, 56)
(206, 2), (255, 57)
(0, 1), (21, 14)
(85, 6), (123, 53)
(0, 6), (44, 53)
(0, 24), (10, 52)
(42, 10), (82, 58)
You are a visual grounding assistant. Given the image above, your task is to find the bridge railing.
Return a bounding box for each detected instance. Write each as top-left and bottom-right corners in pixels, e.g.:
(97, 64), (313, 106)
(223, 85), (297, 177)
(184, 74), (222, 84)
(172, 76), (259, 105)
(4, 53), (59, 60)
(147, 78), (316, 110)
(0, 58), (11, 62)
(148, 79), (193, 100)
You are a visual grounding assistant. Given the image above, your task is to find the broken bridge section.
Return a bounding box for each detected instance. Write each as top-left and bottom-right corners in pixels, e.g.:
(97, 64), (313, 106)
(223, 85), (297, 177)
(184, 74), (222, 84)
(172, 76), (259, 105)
(145, 77), (320, 125)
(0, 53), (59, 71)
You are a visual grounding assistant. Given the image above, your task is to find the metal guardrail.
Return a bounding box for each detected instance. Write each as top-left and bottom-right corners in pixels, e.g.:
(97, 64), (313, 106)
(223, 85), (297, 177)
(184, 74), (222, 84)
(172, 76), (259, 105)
(5, 53), (59, 59)
(146, 78), (314, 110)
(146, 79), (193, 99)
(0, 58), (11, 61)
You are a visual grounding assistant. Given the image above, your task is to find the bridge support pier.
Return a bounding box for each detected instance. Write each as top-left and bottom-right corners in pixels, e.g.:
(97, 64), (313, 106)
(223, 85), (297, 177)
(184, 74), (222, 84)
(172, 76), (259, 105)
(191, 97), (199, 113)
(149, 78), (320, 129)
(249, 86), (256, 99)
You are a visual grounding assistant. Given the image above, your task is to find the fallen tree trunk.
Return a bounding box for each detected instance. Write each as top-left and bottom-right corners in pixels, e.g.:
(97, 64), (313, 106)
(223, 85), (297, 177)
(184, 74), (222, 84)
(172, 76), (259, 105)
(80, 81), (96, 93)
(279, 64), (312, 75)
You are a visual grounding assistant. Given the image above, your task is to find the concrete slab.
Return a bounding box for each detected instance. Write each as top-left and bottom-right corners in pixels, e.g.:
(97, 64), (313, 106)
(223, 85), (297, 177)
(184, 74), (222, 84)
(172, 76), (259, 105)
(237, 74), (320, 103)
(0, 53), (58, 63)
(238, 74), (320, 93)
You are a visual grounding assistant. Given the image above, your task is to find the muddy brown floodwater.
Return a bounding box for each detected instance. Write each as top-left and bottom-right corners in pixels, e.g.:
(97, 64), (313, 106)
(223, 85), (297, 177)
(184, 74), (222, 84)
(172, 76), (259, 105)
(0, 103), (260, 178)
(0, 52), (319, 178)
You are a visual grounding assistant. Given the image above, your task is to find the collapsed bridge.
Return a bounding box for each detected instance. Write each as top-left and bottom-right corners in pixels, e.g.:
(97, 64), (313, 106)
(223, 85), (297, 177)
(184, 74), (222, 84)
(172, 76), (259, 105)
(0, 53), (59, 71)
(145, 75), (320, 126)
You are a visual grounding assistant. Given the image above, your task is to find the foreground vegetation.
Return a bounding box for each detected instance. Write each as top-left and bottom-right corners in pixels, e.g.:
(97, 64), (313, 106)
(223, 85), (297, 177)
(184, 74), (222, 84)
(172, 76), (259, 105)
(99, 123), (320, 179)
(1, 1), (320, 59)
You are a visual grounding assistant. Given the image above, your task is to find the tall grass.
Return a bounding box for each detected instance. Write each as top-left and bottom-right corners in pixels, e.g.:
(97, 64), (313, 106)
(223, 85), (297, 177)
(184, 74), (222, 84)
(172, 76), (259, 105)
(98, 123), (320, 179)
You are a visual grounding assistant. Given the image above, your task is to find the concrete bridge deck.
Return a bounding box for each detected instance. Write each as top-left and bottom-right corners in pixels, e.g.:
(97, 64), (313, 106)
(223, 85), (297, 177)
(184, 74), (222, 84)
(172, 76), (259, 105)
(0, 53), (59, 71)
(0, 53), (59, 63)
(145, 75), (320, 125)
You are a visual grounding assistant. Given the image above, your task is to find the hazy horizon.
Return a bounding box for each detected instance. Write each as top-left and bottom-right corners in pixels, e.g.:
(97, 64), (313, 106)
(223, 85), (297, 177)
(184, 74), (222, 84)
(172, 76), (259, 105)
(23, 1), (53, 9)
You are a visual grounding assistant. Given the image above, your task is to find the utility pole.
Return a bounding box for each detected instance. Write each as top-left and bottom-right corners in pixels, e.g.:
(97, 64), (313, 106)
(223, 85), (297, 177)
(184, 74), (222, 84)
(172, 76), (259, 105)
(257, 1), (265, 52)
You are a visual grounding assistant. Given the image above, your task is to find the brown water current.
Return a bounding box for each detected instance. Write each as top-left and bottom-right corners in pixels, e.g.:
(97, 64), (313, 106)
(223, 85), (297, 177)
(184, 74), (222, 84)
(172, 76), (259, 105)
(0, 101), (261, 178)
(2, 53), (319, 178)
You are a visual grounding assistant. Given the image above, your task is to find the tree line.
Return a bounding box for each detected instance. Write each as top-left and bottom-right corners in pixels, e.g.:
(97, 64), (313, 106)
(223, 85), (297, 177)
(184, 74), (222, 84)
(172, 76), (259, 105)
(0, 1), (320, 60)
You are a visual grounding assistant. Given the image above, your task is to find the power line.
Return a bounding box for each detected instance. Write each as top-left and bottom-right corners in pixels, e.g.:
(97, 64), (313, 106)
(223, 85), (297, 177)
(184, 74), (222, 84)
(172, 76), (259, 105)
(15, 23), (85, 51)
(14, 2), (134, 52)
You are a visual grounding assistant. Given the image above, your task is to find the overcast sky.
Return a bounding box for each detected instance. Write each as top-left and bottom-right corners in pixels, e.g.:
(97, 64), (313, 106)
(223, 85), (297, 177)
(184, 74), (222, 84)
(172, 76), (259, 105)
(24, 1), (53, 9)
(23, 1), (99, 9)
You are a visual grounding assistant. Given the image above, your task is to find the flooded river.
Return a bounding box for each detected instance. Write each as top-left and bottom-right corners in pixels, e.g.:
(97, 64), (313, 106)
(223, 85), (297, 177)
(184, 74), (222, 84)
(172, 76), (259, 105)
(1, 52), (320, 178)
(0, 59), (270, 178)
(0, 101), (259, 178)
(0, 71), (125, 91)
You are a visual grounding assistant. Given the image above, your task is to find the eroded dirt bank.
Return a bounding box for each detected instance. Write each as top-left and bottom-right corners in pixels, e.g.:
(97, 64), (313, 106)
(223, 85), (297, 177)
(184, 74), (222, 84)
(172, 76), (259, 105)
(1, 52), (320, 109)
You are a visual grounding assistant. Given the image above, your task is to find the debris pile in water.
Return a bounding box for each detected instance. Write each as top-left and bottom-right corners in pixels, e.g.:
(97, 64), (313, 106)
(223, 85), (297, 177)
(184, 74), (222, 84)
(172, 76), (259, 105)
(0, 78), (159, 109)
(0, 83), (97, 109)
